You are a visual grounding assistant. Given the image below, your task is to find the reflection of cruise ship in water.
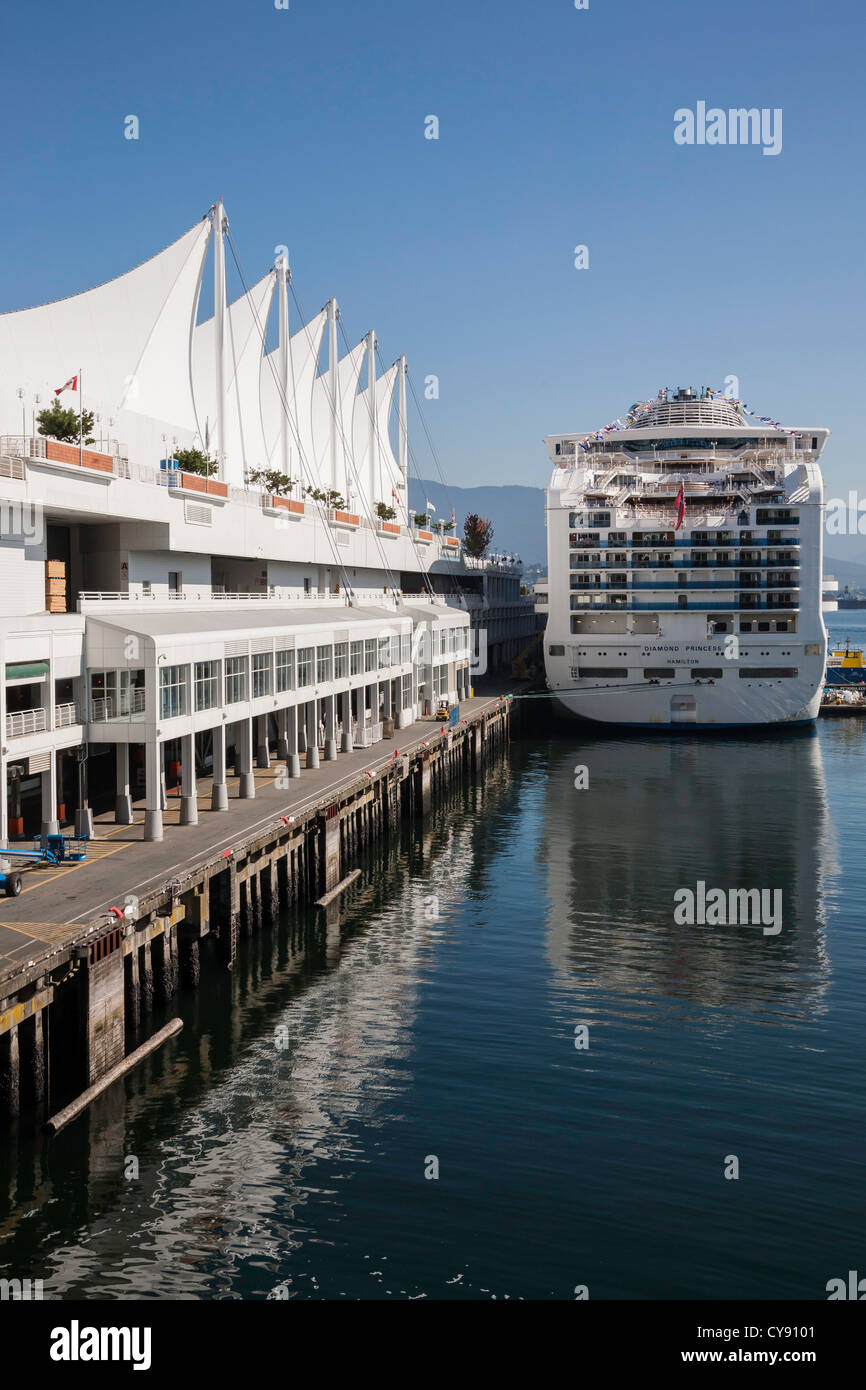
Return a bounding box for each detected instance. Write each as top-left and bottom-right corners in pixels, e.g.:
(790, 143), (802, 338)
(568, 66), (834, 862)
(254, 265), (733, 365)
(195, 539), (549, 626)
(538, 734), (834, 1011)
(543, 387), (829, 727)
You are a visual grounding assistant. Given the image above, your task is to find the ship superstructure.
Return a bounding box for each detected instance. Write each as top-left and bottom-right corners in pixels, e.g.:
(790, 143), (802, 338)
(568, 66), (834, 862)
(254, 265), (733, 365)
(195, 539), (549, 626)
(543, 387), (829, 726)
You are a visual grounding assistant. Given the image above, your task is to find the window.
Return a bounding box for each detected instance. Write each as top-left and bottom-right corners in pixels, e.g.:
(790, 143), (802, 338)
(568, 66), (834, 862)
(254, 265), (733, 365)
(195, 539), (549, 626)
(378, 636), (391, 668)
(297, 647), (313, 687)
(579, 667), (629, 679)
(364, 638), (377, 672)
(350, 641), (363, 676)
(401, 673), (412, 706)
(335, 642), (349, 679)
(317, 646), (333, 683)
(433, 665), (448, 698)
(276, 649), (294, 692)
(225, 656), (247, 704)
(644, 668), (675, 679)
(401, 633), (411, 663)
(252, 652), (272, 698)
(195, 660), (219, 711)
(390, 634), (401, 665)
(89, 669), (145, 721)
(160, 664), (188, 719)
(168, 571), (182, 594)
(690, 668), (724, 679)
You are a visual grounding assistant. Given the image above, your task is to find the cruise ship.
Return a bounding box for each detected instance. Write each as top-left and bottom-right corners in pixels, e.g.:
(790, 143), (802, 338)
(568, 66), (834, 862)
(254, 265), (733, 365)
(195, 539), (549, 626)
(543, 387), (829, 727)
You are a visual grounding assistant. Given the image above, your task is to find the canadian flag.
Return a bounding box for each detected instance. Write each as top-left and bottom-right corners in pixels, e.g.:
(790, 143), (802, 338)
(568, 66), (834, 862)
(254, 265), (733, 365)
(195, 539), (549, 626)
(55, 376), (78, 396)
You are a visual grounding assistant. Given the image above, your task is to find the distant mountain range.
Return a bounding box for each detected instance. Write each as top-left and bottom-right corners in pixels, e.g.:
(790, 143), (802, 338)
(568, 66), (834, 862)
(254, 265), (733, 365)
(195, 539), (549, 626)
(408, 477), (866, 579)
(408, 478), (547, 565)
(824, 555), (866, 590)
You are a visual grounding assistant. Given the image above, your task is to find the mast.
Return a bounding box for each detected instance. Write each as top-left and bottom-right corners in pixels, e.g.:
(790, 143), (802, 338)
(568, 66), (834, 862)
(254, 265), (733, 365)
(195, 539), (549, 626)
(211, 201), (227, 480)
(367, 329), (377, 513)
(398, 353), (408, 482)
(328, 298), (339, 495)
(276, 252), (291, 479)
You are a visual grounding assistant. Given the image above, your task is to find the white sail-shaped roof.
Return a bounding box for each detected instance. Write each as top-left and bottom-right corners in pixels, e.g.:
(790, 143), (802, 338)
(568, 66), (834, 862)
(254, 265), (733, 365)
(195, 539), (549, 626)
(0, 217), (211, 468)
(352, 361), (401, 513)
(192, 271), (274, 486)
(310, 337), (366, 503)
(376, 362), (403, 499)
(259, 308), (327, 485)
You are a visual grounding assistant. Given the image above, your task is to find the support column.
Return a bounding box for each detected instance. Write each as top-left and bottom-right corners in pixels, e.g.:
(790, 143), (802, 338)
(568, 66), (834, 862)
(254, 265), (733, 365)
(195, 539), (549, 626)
(180, 731), (198, 824)
(256, 714), (270, 769)
(144, 738), (163, 841)
(0, 750), (7, 847)
(324, 694), (337, 760)
(276, 707), (289, 759)
(0, 1024), (20, 1120)
(341, 689), (353, 752)
(30, 1008), (46, 1107)
(41, 751), (59, 837)
(237, 717), (255, 798)
(114, 743), (133, 823)
(286, 705), (300, 778)
(305, 702), (319, 769)
(211, 722), (228, 810)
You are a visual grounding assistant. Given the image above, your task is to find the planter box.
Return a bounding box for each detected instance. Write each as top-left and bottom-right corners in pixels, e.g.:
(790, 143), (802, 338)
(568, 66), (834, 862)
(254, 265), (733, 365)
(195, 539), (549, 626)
(265, 495), (304, 515)
(416, 530), (433, 542)
(444, 537), (460, 549)
(330, 509), (359, 527)
(379, 520), (401, 536)
(45, 439), (114, 474)
(177, 471), (228, 498)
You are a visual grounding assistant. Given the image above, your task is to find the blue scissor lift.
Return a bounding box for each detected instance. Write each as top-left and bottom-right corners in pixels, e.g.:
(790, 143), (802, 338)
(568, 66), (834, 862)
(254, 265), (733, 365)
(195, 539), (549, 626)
(0, 833), (88, 896)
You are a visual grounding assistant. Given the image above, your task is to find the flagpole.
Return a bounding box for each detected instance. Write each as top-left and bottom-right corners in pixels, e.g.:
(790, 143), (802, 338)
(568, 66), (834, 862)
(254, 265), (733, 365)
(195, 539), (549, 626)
(78, 368), (83, 468)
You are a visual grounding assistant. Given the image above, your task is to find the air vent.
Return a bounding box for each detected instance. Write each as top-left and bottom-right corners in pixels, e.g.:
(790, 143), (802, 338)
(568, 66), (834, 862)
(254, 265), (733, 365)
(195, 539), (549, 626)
(185, 502), (212, 526)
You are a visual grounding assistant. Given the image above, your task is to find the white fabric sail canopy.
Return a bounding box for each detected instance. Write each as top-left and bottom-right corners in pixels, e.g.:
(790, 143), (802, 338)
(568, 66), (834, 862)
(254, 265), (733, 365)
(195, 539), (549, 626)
(192, 271), (274, 485)
(0, 210), (411, 500)
(259, 308), (327, 485)
(0, 218), (211, 468)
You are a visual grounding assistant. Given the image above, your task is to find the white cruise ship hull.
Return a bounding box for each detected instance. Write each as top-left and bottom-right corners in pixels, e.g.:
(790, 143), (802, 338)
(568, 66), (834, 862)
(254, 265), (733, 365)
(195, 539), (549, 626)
(548, 674), (822, 728)
(542, 387), (830, 731)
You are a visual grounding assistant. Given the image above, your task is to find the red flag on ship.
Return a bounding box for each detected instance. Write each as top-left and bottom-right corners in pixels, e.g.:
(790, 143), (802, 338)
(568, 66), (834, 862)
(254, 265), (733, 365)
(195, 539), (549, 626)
(55, 375), (78, 396)
(675, 484), (686, 531)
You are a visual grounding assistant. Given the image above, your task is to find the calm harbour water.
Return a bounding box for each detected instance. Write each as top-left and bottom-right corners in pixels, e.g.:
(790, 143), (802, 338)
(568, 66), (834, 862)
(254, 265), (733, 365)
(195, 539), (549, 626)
(1, 627), (864, 1300)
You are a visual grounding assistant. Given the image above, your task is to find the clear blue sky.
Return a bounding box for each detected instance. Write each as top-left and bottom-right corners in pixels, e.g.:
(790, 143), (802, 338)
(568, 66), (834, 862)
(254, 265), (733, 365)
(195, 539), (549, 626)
(1, 0), (863, 495)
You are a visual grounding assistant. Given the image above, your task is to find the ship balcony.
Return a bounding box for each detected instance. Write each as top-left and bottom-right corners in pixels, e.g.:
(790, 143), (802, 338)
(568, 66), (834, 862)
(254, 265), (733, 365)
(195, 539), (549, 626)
(569, 597), (799, 613)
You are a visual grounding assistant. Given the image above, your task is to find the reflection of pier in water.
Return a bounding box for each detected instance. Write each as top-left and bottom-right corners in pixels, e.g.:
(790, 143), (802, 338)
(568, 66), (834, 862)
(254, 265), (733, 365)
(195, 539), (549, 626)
(1, 762), (513, 1298)
(539, 732), (835, 1014)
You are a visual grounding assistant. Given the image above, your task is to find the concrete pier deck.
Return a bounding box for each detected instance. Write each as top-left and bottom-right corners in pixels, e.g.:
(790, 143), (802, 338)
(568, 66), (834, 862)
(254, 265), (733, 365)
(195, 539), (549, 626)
(0, 693), (508, 980)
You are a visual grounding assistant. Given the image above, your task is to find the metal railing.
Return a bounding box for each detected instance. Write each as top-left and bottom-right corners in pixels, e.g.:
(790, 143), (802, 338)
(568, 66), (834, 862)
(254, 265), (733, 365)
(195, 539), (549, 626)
(0, 454), (25, 480)
(354, 722), (383, 747)
(90, 688), (146, 722)
(55, 701), (81, 728)
(5, 706), (47, 738)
